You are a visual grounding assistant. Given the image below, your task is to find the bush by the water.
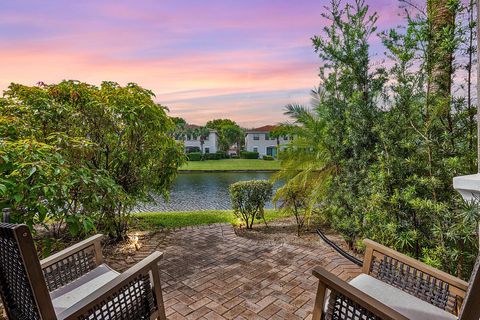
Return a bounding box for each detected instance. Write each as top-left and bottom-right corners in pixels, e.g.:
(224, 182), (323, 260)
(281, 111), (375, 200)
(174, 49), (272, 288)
(229, 180), (273, 229)
(187, 152), (203, 161)
(274, 182), (312, 236)
(263, 155), (274, 161)
(0, 81), (185, 250)
(240, 151), (259, 159)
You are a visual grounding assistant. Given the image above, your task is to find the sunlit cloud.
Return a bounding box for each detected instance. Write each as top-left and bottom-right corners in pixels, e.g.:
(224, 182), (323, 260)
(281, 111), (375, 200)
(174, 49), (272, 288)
(1, 0), (402, 126)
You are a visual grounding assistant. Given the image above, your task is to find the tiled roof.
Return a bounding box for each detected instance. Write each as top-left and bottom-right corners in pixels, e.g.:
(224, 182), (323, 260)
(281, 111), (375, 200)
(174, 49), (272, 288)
(247, 125), (277, 132)
(185, 124), (217, 132)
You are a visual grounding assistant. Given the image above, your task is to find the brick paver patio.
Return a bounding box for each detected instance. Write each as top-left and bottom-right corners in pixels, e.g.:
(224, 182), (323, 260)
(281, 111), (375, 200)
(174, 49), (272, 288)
(107, 224), (361, 319)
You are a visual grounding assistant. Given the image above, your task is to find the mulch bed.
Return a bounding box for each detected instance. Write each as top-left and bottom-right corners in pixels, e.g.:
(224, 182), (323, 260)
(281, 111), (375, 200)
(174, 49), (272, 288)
(234, 217), (363, 261)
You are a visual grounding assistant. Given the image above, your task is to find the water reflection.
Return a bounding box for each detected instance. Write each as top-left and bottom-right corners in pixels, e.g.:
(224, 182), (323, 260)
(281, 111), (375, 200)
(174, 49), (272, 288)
(135, 172), (281, 212)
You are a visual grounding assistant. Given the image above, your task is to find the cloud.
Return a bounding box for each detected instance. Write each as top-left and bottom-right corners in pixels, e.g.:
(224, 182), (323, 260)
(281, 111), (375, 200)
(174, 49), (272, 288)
(0, 0), (403, 126)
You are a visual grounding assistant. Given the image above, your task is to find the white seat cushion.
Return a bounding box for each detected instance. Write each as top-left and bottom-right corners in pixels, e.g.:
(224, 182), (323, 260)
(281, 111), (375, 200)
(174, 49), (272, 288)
(348, 274), (457, 320)
(50, 264), (120, 314)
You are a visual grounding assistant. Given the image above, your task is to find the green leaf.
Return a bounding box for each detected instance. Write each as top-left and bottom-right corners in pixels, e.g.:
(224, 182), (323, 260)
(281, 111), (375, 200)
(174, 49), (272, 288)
(13, 194), (24, 203)
(27, 166), (37, 178)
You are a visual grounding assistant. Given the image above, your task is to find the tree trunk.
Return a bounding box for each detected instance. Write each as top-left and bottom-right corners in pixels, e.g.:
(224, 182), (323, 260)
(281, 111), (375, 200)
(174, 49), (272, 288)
(425, 0), (456, 200)
(427, 0), (455, 104)
(477, 0), (480, 172)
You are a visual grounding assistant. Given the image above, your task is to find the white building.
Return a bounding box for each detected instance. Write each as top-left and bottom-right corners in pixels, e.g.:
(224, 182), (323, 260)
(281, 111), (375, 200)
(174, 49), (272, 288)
(244, 125), (290, 158)
(177, 125), (219, 154)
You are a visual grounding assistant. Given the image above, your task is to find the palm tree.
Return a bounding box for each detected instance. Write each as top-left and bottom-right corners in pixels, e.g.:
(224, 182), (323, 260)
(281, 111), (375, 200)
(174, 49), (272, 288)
(194, 126), (210, 154)
(272, 89), (336, 215)
(426, 0), (456, 101)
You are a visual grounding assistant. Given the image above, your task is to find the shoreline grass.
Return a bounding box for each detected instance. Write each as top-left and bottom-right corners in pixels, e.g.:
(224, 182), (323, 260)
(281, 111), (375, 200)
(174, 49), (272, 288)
(179, 159), (281, 171)
(133, 209), (291, 230)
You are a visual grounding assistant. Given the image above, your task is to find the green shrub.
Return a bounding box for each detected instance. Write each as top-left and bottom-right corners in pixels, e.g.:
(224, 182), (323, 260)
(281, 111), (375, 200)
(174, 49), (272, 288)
(203, 153), (220, 160)
(274, 182), (312, 236)
(0, 81), (185, 244)
(186, 146), (200, 153)
(240, 151), (259, 159)
(229, 180), (273, 229)
(263, 155), (274, 161)
(187, 152), (203, 161)
(216, 151), (227, 159)
(203, 153), (215, 160)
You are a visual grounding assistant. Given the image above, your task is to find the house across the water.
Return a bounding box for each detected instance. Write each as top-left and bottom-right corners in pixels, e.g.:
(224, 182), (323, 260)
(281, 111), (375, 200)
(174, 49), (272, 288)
(244, 125), (290, 158)
(177, 124), (219, 154)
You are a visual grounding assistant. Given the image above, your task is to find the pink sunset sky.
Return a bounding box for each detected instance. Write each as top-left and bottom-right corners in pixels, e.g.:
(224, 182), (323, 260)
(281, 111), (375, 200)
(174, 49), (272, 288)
(1, 0), (404, 126)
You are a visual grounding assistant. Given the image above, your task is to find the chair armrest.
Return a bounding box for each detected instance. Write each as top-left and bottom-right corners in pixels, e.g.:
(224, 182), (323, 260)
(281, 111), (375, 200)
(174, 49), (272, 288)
(362, 239), (467, 314)
(40, 234), (104, 292)
(312, 266), (408, 320)
(363, 239), (468, 290)
(57, 251), (166, 320)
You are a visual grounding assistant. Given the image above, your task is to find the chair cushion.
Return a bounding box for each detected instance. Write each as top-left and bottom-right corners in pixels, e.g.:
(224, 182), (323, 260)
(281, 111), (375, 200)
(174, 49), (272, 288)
(349, 274), (457, 320)
(50, 264), (119, 315)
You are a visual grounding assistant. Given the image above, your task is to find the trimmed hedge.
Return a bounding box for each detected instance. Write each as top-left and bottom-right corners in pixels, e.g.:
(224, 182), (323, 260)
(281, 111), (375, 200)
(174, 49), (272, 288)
(216, 151), (227, 159)
(186, 146), (200, 153)
(204, 153), (221, 160)
(263, 155), (274, 161)
(187, 152), (202, 161)
(240, 151), (259, 159)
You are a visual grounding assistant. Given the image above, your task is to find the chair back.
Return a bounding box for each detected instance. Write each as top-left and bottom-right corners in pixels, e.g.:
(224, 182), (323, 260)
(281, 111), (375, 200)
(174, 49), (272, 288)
(2, 208), (10, 223)
(459, 254), (480, 320)
(0, 223), (56, 319)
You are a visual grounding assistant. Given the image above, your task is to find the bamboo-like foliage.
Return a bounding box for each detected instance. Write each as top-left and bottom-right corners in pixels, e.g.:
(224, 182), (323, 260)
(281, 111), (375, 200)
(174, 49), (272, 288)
(277, 0), (478, 279)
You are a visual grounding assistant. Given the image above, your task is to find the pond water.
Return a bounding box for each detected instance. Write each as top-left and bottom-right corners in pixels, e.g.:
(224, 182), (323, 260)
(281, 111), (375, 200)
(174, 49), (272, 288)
(135, 172), (281, 212)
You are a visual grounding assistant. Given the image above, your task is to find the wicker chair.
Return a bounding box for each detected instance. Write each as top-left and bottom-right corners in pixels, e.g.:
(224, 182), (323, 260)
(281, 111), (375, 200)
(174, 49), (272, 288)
(0, 222), (167, 320)
(311, 239), (480, 320)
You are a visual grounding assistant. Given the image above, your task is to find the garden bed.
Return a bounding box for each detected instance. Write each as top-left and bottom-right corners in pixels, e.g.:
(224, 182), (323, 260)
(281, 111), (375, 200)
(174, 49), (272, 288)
(235, 217), (363, 261)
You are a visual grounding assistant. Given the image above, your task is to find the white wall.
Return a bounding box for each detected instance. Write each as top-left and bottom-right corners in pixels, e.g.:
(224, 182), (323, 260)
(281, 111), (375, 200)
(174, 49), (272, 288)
(180, 131), (218, 153)
(244, 132), (290, 157)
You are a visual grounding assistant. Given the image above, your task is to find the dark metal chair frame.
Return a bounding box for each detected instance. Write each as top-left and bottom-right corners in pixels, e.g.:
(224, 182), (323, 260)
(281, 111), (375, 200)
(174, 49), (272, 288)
(0, 222), (167, 320)
(312, 239), (480, 320)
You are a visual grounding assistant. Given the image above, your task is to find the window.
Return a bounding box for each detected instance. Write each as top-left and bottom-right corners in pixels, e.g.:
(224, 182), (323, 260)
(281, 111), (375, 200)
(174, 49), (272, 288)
(253, 147), (258, 152)
(283, 135), (288, 140)
(265, 133), (269, 140)
(205, 148), (210, 154)
(204, 134), (209, 141)
(253, 134), (260, 141)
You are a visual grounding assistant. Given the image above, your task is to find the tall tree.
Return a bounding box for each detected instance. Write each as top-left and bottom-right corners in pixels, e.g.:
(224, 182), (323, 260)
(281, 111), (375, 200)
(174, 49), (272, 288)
(206, 118), (244, 152)
(277, 0), (478, 277)
(427, 0), (457, 99)
(0, 81), (185, 241)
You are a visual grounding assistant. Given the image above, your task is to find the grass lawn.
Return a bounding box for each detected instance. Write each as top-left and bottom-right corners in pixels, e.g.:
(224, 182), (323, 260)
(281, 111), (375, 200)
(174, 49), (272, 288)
(133, 209), (291, 230)
(179, 159), (281, 171)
